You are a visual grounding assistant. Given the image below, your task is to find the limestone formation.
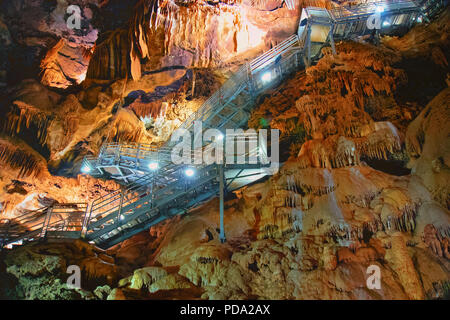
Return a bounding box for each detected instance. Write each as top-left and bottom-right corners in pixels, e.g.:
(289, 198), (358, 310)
(0, 0), (449, 301)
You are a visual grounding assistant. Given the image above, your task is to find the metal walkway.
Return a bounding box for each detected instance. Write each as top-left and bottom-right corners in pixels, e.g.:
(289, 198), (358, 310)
(0, 203), (87, 249)
(1, 0), (446, 250)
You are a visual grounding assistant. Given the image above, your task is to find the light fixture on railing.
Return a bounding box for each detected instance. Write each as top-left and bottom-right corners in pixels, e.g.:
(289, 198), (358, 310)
(376, 6), (385, 13)
(81, 166), (91, 173)
(261, 72), (272, 83)
(184, 168), (195, 177)
(148, 162), (159, 170)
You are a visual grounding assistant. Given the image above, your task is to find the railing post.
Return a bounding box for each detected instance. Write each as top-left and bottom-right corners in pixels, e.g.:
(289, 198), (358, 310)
(117, 188), (125, 225)
(246, 63), (256, 97)
(0, 219), (11, 249)
(150, 173), (155, 208)
(41, 206), (54, 239)
(305, 25), (312, 67)
(115, 145), (121, 164)
(136, 144), (141, 169)
(83, 204), (95, 236)
(81, 204), (90, 238)
(329, 24), (337, 55)
(218, 164), (226, 243)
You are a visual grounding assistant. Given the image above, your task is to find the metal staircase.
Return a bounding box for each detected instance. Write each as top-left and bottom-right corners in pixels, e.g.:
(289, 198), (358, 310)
(1, 0), (447, 250)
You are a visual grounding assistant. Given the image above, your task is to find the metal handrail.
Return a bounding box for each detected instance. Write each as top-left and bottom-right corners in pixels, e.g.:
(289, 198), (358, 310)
(250, 35), (300, 72)
(0, 203), (88, 248)
(329, 0), (417, 20)
(85, 164), (220, 238)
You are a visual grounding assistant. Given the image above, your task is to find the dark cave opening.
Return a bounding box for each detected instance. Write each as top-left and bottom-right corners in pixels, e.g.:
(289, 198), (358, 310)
(248, 261), (259, 272)
(394, 56), (448, 107)
(361, 157), (411, 176)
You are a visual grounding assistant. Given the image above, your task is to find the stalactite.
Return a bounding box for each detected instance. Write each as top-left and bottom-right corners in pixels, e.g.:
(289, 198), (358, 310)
(382, 203), (419, 233)
(4, 101), (53, 145)
(284, 191), (303, 209)
(94, 0), (250, 81)
(342, 190), (380, 208)
(106, 109), (149, 143)
(86, 29), (129, 80)
(297, 182), (336, 196)
(0, 138), (46, 178)
(260, 224), (279, 240)
(356, 125), (402, 161)
(326, 202), (420, 244)
(129, 97), (171, 119)
(283, 174), (337, 198)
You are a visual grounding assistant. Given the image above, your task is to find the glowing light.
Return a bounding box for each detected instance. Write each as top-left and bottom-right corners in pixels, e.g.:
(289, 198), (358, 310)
(185, 168), (195, 177)
(217, 133), (224, 141)
(120, 215), (125, 221)
(376, 6), (385, 13)
(77, 72), (87, 84)
(81, 166), (91, 173)
(261, 72), (272, 83)
(382, 21), (391, 27)
(417, 16), (423, 23)
(148, 162), (159, 170)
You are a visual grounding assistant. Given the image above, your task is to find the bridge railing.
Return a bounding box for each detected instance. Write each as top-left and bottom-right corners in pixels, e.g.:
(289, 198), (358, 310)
(250, 34), (300, 73)
(176, 65), (249, 133)
(84, 159), (186, 232)
(417, 0), (448, 17)
(48, 203), (88, 231)
(85, 164), (220, 242)
(251, 48), (304, 93)
(329, 0), (418, 21)
(1, 203), (88, 248)
(0, 207), (48, 248)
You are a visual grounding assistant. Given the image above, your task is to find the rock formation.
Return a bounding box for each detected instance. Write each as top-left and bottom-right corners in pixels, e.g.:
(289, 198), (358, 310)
(0, 0), (448, 300)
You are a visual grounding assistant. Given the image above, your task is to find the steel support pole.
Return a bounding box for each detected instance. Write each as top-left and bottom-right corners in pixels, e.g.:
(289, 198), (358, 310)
(81, 204), (90, 238)
(0, 219), (11, 249)
(219, 164), (226, 243)
(136, 144), (141, 169)
(305, 26), (312, 67)
(329, 25), (337, 55)
(117, 188), (124, 225)
(41, 207), (53, 239)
